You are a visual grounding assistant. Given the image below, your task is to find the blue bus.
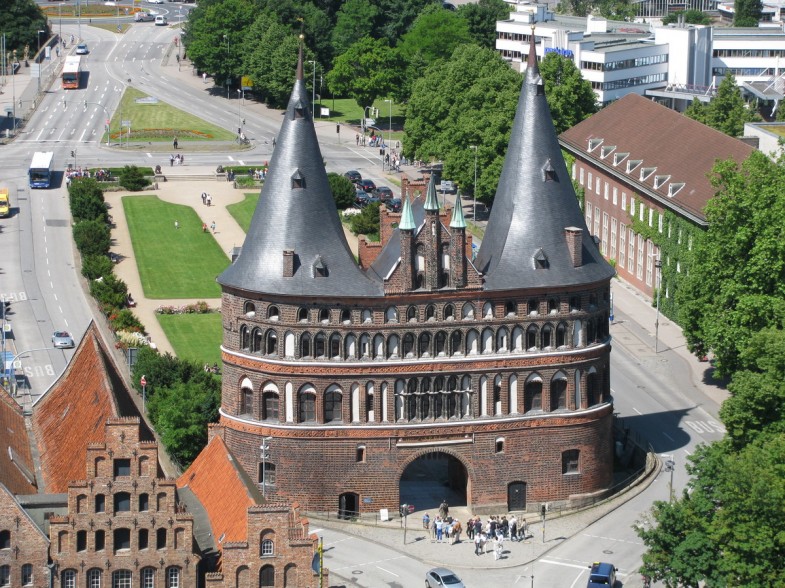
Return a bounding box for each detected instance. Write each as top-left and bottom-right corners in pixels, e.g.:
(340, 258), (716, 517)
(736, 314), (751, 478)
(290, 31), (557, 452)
(29, 151), (55, 188)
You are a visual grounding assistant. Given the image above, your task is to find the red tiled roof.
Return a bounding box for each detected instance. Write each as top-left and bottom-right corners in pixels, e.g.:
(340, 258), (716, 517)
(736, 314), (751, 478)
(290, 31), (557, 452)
(0, 387), (37, 494)
(559, 93), (755, 222)
(177, 434), (260, 545)
(32, 323), (126, 493)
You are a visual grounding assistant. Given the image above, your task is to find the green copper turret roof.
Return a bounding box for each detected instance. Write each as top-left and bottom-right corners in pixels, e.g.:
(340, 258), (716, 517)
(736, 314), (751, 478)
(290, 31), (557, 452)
(450, 195), (466, 229)
(399, 196), (416, 230)
(424, 174), (440, 211)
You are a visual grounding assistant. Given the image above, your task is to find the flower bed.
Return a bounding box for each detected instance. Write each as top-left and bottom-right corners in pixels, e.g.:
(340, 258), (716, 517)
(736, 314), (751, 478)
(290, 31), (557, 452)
(155, 301), (217, 315)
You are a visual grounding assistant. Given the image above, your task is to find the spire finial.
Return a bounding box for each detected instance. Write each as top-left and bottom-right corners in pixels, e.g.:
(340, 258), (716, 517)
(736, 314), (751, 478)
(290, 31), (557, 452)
(528, 26), (538, 70)
(296, 33), (304, 81)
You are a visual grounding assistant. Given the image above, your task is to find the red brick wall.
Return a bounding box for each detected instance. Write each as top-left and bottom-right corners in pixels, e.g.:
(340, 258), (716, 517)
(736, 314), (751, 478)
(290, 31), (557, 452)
(0, 486), (50, 588)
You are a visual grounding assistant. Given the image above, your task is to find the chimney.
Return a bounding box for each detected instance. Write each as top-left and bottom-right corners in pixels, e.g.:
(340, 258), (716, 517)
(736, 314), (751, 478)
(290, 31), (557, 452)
(565, 227), (583, 267)
(283, 249), (295, 277)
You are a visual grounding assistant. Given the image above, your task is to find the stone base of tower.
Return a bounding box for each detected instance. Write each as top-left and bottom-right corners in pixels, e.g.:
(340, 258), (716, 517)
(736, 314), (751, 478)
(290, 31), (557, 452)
(215, 404), (614, 515)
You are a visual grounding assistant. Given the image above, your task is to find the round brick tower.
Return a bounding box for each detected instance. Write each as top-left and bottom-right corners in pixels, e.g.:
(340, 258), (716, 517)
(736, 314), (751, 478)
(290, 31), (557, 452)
(216, 42), (615, 516)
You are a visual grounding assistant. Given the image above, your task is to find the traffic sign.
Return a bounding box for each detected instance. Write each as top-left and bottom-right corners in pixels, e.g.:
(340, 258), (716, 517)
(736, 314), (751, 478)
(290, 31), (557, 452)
(140, 375), (147, 387)
(408, 505), (415, 513)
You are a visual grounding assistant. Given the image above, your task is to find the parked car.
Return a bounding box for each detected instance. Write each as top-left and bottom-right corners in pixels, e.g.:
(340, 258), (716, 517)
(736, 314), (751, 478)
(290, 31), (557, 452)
(154, 14), (168, 25)
(373, 186), (394, 201)
(75, 43), (89, 55)
(426, 568), (465, 588)
(52, 331), (75, 349)
(355, 189), (369, 208)
(359, 179), (376, 193)
(587, 562), (617, 587)
(134, 11), (155, 21)
(344, 170), (362, 184)
(147, 0), (164, 3)
(386, 198), (402, 212)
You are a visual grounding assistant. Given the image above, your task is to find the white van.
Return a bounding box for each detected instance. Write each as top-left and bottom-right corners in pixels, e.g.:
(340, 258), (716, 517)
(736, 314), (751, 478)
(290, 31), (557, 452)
(154, 15), (167, 26)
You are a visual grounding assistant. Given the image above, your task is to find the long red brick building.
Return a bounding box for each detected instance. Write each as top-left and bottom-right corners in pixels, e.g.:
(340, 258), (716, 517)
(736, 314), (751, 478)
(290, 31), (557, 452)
(216, 41), (616, 516)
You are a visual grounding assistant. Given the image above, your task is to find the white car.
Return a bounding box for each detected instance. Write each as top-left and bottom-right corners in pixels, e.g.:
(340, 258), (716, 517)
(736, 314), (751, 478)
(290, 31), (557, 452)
(75, 43), (89, 55)
(147, 0), (163, 4)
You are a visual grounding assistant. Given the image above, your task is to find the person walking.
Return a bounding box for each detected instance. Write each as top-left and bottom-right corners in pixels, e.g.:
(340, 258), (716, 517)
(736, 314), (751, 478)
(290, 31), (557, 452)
(202, 222), (207, 233)
(201, 192), (207, 205)
(202, 72), (207, 83)
(210, 221), (216, 234)
(435, 517), (443, 543)
(170, 154), (175, 167)
(173, 136), (178, 150)
(422, 513), (430, 530)
(174, 220), (179, 230)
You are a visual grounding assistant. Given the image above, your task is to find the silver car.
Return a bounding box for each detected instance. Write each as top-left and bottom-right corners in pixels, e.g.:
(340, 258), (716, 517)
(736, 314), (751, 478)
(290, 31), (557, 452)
(426, 568), (465, 588)
(52, 331), (75, 349)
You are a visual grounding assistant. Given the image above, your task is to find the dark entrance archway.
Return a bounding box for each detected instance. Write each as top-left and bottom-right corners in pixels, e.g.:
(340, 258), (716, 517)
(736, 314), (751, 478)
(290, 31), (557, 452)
(400, 452), (469, 514)
(508, 481), (527, 511)
(338, 492), (359, 519)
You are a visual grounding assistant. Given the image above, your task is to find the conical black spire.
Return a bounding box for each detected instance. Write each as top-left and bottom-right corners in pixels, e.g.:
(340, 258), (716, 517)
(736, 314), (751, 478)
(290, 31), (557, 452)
(218, 49), (382, 297)
(473, 30), (613, 290)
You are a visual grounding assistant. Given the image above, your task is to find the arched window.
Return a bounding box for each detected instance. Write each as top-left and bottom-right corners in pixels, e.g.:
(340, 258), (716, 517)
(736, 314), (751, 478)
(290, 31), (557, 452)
(461, 302), (474, 320)
(314, 332), (326, 358)
(61, 570), (76, 588)
(263, 385), (279, 421)
(340, 309), (351, 324)
(387, 334), (399, 358)
(344, 334), (357, 359)
(548, 298), (559, 314)
(165, 566), (181, 588)
(435, 331), (447, 355)
(240, 383), (253, 416)
(587, 318), (597, 344)
(157, 492), (167, 511)
(512, 326), (524, 351)
(259, 566), (275, 588)
(426, 304), (436, 321)
(505, 301), (516, 316)
(527, 298), (539, 315)
(299, 388), (316, 422)
(95, 494), (106, 513)
(493, 376), (502, 415)
(114, 529), (131, 553)
(284, 564), (298, 587)
(573, 319), (583, 347)
(267, 305), (280, 320)
(525, 376), (543, 412)
(526, 325), (538, 350)
(156, 528), (167, 550)
(385, 306), (399, 323)
(418, 332), (431, 357)
(373, 334), (385, 358)
(141, 568), (155, 588)
(587, 370), (599, 406)
(139, 493), (149, 512)
(450, 331), (462, 355)
(556, 322), (567, 347)
(297, 307), (308, 322)
(329, 333), (342, 359)
(265, 330), (278, 355)
(77, 530), (87, 552)
(542, 324), (553, 349)
(443, 304), (455, 321)
(481, 328), (493, 353)
(359, 334), (371, 358)
(562, 449), (580, 474)
(551, 373), (568, 410)
(319, 308), (330, 323)
(244, 301), (256, 315)
(496, 327), (509, 352)
(0, 567), (12, 588)
(239, 325), (250, 350)
(300, 333), (312, 357)
(21, 564), (33, 586)
(483, 302), (493, 319)
(86, 568), (101, 587)
(138, 528), (149, 550)
(362, 309), (372, 323)
(324, 388), (342, 422)
(407, 305), (418, 322)
(403, 333), (415, 357)
(251, 328), (263, 353)
(260, 532), (275, 557)
(466, 329), (479, 354)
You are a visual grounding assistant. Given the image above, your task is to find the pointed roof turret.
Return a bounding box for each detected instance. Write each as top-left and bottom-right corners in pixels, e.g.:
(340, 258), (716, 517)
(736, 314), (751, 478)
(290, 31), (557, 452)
(399, 197), (416, 231)
(218, 49), (382, 297)
(473, 29), (613, 290)
(424, 174), (440, 211)
(450, 195), (466, 229)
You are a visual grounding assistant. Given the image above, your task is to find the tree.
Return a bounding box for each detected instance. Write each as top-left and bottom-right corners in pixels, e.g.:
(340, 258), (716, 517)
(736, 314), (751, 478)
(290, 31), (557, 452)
(349, 201), (381, 237)
(331, 0), (379, 57)
(81, 254), (114, 281)
(458, 0), (511, 49)
(0, 0), (49, 55)
(677, 151), (785, 376)
(398, 4), (471, 65)
(130, 346), (182, 397)
(596, 0), (637, 20)
(89, 273), (129, 310)
(327, 173), (356, 210)
(69, 178), (108, 223)
(372, 0), (441, 44)
(119, 165), (149, 192)
(734, 0), (762, 26)
(404, 43), (521, 204)
(325, 37), (403, 110)
(662, 9), (712, 25)
(685, 73), (759, 137)
(538, 51), (598, 134)
(73, 219), (111, 257)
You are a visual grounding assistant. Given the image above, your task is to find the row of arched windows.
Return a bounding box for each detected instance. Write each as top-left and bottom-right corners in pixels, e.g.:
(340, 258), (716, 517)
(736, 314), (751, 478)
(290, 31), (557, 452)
(58, 526), (185, 554)
(232, 563), (299, 587)
(236, 366), (609, 424)
(242, 293), (607, 325)
(238, 315), (609, 360)
(60, 566), (180, 588)
(77, 491), (169, 514)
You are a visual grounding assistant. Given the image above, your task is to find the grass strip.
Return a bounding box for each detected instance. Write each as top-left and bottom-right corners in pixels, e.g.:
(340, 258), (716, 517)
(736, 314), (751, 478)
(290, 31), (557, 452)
(157, 313), (222, 367)
(226, 193), (259, 233)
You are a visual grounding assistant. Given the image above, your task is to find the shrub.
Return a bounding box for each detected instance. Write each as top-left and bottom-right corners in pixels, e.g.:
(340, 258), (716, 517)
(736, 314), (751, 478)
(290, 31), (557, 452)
(349, 201), (381, 237)
(89, 273), (129, 309)
(73, 219), (111, 257)
(109, 308), (145, 332)
(119, 165), (150, 191)
(234, 175), (257, 188)
(82, 254), (114, 281)
(328, 172), (356, 210)
(69, 178), (108, 223)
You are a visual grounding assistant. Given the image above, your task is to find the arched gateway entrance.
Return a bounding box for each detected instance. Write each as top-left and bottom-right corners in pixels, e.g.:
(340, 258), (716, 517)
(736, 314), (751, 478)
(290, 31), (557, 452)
(399, 452), (469, 513)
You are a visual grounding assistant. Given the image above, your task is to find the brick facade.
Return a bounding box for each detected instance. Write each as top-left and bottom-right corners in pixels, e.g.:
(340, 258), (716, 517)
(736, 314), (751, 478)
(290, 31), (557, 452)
(0, 485), (50, 588)
(47, 419), (200, 588)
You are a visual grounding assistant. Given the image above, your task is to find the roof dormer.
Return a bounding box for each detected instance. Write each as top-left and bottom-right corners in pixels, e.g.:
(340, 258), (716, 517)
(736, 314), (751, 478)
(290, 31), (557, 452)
(613, 152), (629, 166)
(640, 167), (656, 182)
(600, 145), (616, 159)
(588, 138), (603, 153)
(653, 174), (670, 189)
(668, 182), (685, 197)
(627, 159), (642, 173)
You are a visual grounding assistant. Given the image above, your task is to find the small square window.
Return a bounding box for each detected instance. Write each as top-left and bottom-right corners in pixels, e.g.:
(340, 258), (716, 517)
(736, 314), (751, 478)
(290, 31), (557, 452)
(356, 445), (366, 462)
(495, 439), (505, 454)
(113, 459), (131, 477)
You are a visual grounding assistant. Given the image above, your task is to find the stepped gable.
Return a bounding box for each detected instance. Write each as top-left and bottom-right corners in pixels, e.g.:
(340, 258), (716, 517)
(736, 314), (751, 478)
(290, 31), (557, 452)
(367, 196), (426, 281)
(218, 48), (383, 298)
(32, 322), (146, 493)
(559, 93), (755, 223)
(0, 387), (37, 494)
(474, 34), (614, 290)
(177, 433), (262, 545)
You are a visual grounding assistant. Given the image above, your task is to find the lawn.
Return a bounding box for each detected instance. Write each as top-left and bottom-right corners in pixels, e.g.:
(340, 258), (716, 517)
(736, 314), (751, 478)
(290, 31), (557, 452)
(157, 313), (223, 367)
(320, 98), (406, 142)
(122, 195), (228, 298)
(109, 87), (236, 143)
(226, 193), (258, 233)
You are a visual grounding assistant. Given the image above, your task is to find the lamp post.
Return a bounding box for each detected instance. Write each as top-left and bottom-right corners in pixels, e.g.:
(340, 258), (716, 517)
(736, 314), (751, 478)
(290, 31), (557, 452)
(37, 30), (45, 55)
(384, 98), (392, 148)
(654, 256), (662, 353)
(363, 105), (374, 146)
(260, 436), (273, 499)
(307, 60), (316, 115)
(224, 34), (230, 100)
(77, 0), (81, 41)
(9, 347), (56, 396)
(662, 454), (675, 502)
(469, 145), (478, 220)
(83, 101), (112, 146)
(237, 89), (242, 134)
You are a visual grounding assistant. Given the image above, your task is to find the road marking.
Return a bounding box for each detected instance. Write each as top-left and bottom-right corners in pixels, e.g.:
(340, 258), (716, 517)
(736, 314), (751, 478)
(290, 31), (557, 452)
(227, 156), (235, 161)
(79, 130), (86, 142)
(540, 559), (588, 570)
(684, 419), (726, 434)
(376, 566), (399, 577)
(147, 153), (153, 158)
(582, 533), (643, 545)
(633, 407), (642, 415)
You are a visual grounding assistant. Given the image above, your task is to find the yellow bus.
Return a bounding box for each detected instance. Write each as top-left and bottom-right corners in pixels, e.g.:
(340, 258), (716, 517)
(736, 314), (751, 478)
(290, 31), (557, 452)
(0, 188), (9, 218)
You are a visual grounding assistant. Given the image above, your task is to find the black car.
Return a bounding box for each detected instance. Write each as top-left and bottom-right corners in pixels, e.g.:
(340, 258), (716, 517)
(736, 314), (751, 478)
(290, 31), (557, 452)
(374, 186), (394, 201)
(359, 179), (376, 193)
(344, 170), (362, 184)
(387, 198), (402, 212)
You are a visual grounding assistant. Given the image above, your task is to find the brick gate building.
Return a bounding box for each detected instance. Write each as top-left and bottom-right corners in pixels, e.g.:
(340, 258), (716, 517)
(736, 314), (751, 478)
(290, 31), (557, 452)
(216, 42), (616, 516)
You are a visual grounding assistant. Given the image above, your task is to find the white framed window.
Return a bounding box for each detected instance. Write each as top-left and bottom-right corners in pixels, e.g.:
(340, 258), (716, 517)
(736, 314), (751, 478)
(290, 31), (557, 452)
(62, 571), (76, 588)
(639, 203), (645, 222)
(630, 198), (635, 216)
(619, 224), (626, 268)
(646, 247), (654, 287)
(262, 538), (275, 556)
(141, 568), (155, 588)
(593, 205), (600, 237)
(612, 187), (618, 205)
(637, 235), (645, 280)
(88, 569), (102, 588)
(112, 570), (132, 588)
(621, 192), (627, 211)
(586, 203), (593, 229)
(595, 177), (600, 194)
(610, 217), (617, 260)
(604, 182), (609, 200)
(588, 171), (593, 189)
(648, 207), (654, 227)
(579, 167), (585, 185)
(165, 568), (180, 588)
(628, 228), (635, 275)
(658, 213), (663, 233)
(571, 162), (576, 180)
(601, 212), (609, 255)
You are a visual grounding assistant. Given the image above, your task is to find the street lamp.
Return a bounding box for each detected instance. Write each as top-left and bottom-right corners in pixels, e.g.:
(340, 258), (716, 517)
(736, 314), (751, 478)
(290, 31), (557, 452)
(384, 98), (392, 149)
(224, 34), (230, 100)
(8, 347), (56, 396)
(237, 89), (242, 134)
(654, 256), (662, 353)
(260, 436), (273, 499)
(662, 454), (675, 502)
(37, 30), (45, 54)
(307, 60), (316, 115)
(469, 145), (478, 220)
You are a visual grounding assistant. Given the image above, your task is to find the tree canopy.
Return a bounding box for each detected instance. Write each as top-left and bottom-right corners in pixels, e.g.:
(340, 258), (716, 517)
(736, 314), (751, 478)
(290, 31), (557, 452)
(538, 52), (598, 134)
(398, 4), (472, 65)
(662, 9), (712, 25)
(325, 37), (403, 109)
(458, 0), (511, 49)
(0, 0), (49, 55)
(733, 0), (762, 26)
(684, 73), (760, 137)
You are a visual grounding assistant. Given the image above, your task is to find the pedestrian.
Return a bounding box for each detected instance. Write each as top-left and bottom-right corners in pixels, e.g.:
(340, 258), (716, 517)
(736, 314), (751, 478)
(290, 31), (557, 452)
(439, 499), (449, 520)
(510, 515), (518, 542)
(206, 194), (212, 207)
(202, 72), (207, 83)
(201, 192), (206, 205)
(174, 220), (179, 230)
(202, 222), (207, 233)
(180, 154), (185, 165)
(435, 517), (443, 543)
(170, 155), (174, 167)
(451, 520), (462, 544)
(355, 133), (359, 145)
(474, 532), (483, 556)
(210, 221), (216, 234)
(272, 136), (276, 148)
(422, 513), (430, 530)
(173, 136), (178, 150)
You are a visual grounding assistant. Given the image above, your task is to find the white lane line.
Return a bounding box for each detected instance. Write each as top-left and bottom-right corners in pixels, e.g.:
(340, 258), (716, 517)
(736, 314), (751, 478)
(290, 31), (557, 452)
(633, 408), (642, 415)
(540, 559), (589, 570)
(79, 130), (86, 142)
(147, 153), (153, 158)
(227, 156), (235, 161)
(376, 565), (399, 577)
